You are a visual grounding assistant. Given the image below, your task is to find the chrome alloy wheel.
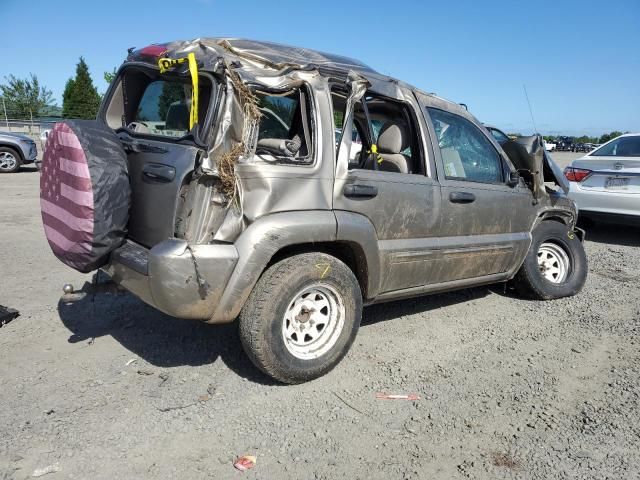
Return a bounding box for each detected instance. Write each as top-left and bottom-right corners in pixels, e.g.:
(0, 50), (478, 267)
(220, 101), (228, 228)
(0, 151), (17, 171)
(537, 242), (570, 283)
(282, 284), (345, 360)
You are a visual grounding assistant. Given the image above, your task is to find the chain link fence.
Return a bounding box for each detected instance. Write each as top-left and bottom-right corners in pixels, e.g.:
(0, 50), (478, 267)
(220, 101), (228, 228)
(1, 105), (60, 159)
(1, 121), (59, 163)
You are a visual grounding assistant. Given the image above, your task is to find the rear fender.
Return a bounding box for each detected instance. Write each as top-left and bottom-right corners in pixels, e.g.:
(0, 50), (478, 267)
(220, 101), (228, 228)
(210, 211), (337, 323)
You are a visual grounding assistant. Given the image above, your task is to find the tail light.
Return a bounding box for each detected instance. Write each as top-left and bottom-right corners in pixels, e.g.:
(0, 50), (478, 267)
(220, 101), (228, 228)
(138, 44), (168, 58)
(564, 166), (592, 182)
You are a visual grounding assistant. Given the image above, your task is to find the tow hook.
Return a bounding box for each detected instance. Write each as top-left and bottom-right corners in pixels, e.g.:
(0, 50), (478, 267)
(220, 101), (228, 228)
(61, 279), (125, 303)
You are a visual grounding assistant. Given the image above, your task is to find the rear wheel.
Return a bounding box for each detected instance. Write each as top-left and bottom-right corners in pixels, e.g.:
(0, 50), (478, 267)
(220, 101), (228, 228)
(0, 147), (21, 173)
(239, 252), (362, 384)
(513, 220), (587, 300)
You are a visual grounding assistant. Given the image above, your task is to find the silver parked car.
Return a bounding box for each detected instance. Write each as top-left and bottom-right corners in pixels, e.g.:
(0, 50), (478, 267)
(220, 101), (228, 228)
(565, 133), (640, 224)
(0, 131), (38, 173)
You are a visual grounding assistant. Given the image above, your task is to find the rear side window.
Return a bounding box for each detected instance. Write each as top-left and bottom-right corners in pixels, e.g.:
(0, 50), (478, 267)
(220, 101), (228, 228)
(592, 136), (640, 157)
(258, 92), (298, 139)
(428, 108), (503, 183)
(331, 89), (424, 175)
(255, 88), (312, 162)
(489, 128), (510, 144)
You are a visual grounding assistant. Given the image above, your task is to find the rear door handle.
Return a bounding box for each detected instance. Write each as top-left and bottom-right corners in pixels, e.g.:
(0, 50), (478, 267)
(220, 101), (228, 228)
(449, 191), (476, 203)
(344, 184), (378, 198)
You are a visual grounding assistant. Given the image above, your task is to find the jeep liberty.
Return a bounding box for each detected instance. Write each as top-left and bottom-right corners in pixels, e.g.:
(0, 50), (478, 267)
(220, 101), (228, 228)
(40, 39), (587, 383)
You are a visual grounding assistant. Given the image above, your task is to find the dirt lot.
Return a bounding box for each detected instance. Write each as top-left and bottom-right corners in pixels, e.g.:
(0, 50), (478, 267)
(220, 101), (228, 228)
(1, 156), (639, 479)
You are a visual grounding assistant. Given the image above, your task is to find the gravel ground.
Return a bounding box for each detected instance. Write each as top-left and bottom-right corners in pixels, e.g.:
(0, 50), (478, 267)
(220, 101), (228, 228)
(1, 160), (639, 480)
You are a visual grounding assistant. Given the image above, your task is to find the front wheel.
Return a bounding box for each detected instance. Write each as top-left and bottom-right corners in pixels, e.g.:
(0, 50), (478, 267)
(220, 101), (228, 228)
(239, 252), (362, 384)
(512, 220), (588, 300)
(0, 147), (21, 173)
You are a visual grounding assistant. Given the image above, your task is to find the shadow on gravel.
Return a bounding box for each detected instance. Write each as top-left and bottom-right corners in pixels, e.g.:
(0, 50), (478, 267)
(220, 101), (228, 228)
(362, 287), (491, 326)
(16, 166), (39, 173)
(57, 289), (277, 385)
(579, 221), (640, 248)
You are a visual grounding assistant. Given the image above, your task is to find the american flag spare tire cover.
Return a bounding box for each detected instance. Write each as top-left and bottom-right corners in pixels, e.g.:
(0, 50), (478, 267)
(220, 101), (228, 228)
(40, 120), (130, 273)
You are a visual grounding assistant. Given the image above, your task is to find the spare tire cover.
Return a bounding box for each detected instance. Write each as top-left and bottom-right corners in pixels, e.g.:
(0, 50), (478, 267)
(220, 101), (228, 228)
(40, 120), (130, 273)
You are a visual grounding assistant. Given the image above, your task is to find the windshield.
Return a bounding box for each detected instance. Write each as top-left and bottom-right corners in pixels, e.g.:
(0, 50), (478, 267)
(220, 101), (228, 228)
(591, 136), (640, 157)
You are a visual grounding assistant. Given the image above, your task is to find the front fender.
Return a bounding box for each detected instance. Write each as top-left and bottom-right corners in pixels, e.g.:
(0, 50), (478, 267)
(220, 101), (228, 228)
(210, 210), (338, 323)
(0, 138), (26, 160)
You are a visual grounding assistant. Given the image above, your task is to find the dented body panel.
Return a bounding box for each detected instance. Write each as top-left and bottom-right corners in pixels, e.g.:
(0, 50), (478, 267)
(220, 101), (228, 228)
(97, 38), (580, 323)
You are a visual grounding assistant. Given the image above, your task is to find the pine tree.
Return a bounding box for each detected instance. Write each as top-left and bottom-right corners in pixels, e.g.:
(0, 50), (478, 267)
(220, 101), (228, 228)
(0, 74), (53, 119)
(62, 57), (101, 119)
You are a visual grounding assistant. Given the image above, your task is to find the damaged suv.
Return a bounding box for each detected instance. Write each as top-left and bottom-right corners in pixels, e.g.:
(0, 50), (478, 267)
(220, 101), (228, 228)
(40, 38), (587, 383)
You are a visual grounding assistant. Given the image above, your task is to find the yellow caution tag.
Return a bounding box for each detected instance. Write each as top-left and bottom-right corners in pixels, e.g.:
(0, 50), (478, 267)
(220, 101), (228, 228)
(157, 53), (199, 130)
(368, 144), (384, 164)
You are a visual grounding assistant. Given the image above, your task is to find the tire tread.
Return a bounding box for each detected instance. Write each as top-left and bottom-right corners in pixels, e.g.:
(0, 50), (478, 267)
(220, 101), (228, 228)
(239, 252), (361, 384)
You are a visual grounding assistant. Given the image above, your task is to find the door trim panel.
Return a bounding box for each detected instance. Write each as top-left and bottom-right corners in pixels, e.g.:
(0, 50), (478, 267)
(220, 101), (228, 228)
(378, 232), (531, 292)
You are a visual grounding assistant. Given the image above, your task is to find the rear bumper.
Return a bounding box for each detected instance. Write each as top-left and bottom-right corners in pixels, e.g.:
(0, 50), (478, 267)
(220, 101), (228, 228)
(567, 182), (640, 217)
(102, 239), (238, 322)
(578, 210), (640, 226)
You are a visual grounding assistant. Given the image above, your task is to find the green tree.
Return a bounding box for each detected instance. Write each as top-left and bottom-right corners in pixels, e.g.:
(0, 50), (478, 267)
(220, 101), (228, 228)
(62, 57), (101, 119)
(575, 135), (597, 144)
(104, 68), (117, 84)
(598, 131), (623, 144)
(0, 74), (53, 119)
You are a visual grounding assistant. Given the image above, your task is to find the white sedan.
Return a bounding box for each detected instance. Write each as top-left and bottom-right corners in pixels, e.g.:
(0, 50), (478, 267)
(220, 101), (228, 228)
(564, 133), (640, 223)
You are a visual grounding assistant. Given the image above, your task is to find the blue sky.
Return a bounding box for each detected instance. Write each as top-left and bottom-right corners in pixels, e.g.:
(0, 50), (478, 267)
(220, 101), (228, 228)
(3, 0), (639, 135)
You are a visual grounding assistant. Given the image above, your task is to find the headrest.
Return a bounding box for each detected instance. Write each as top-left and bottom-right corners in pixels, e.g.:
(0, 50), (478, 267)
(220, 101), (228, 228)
(377, 121), (410, 154)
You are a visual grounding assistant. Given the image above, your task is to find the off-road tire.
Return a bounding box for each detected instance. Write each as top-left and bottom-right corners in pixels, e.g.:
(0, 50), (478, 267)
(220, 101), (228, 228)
(513, 220), (587, 300)
(0, 146), (21, 173)
(239, 252), (362, 384)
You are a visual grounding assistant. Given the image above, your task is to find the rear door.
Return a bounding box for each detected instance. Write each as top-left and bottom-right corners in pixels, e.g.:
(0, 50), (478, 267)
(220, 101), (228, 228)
(102, 70), (214, 248)
(420, 102), (535, 282)
(119, 133), (200, 248)
(332, 88), (446, 295)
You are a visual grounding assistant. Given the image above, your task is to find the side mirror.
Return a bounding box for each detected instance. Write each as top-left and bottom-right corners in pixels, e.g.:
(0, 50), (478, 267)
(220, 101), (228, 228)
(507, 170), (521, 188)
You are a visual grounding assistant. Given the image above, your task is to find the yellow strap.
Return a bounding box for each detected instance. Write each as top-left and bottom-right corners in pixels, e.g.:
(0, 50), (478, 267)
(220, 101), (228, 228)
(368, 144), (384, 164)
(187, 53), (198, 129)
(157, 53), (199, 130)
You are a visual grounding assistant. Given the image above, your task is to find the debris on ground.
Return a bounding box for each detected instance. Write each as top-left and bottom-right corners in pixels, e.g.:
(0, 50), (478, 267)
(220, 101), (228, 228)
(233, 455), (256, 471)
(0, 305), (19, 327)
(125, 358), (137, 366)
(31, 462), (60, 477)
(156, 401), (198, 413)
(333, 391), (366, 415)
(491, 452), (521, 470)
(375, 393), (420, 401)
(137, 369), (155, 376)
